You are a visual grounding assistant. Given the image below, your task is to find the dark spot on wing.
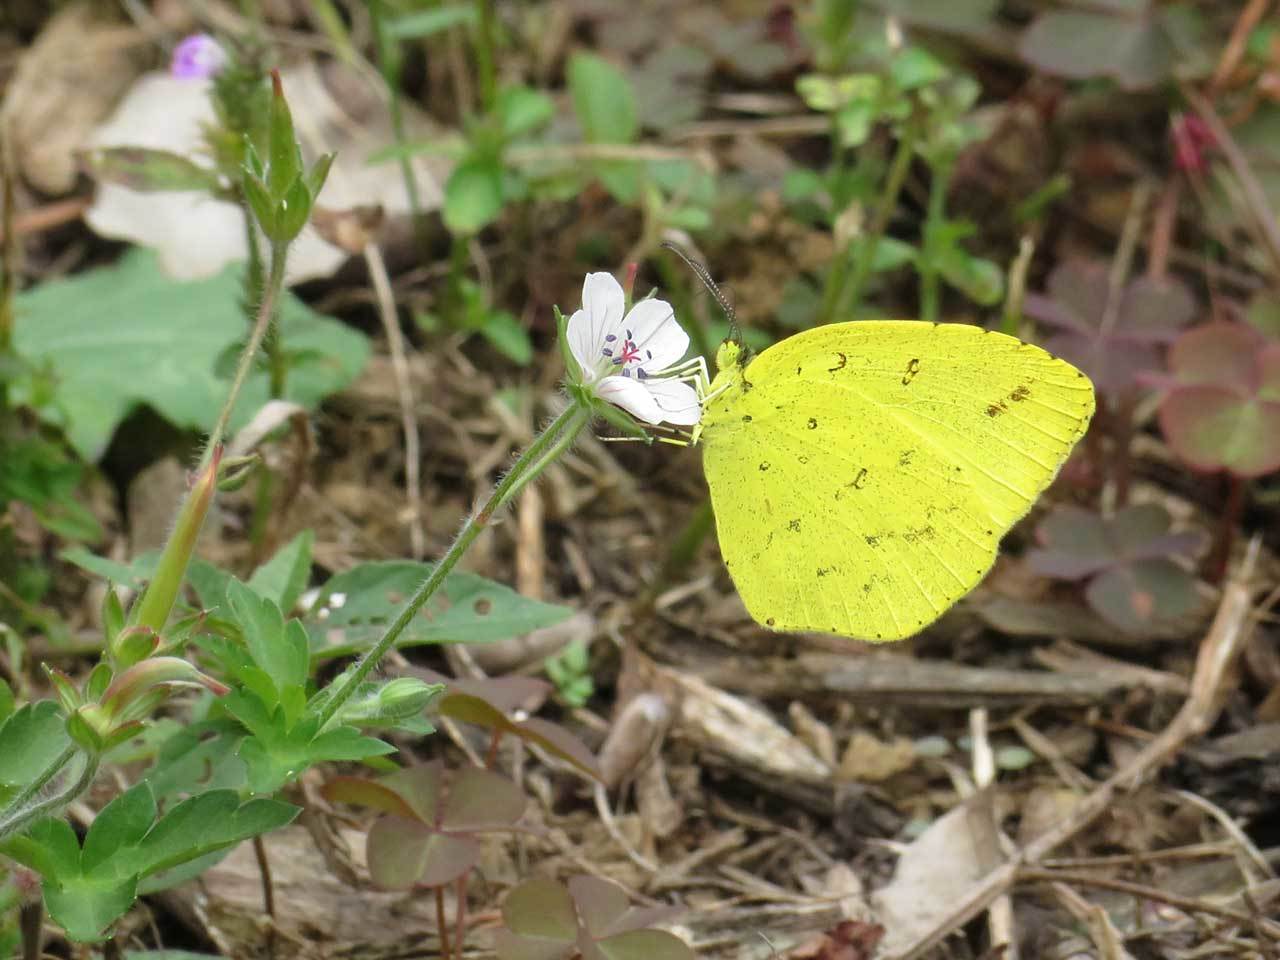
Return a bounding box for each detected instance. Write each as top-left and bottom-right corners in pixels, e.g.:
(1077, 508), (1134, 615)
(865, 535), (880, 547)
(986, 401), (1007, 418)
(796, 365), (802, 375)
(766, 617), (776, 627)
(788, 518), (801, 532)
(902, 525), (936, 544)
(759, 462), (770, 472)
(798, 455), (809, 464)
(901, 358), (921, 385)
(807, 417), (818, 429)
(742, 414), (752, 423)
(898, 449), (914, 466)
(829, 352), (847, 373)
(1010, 384), (1031, 401)
(853, 467), (868, 489)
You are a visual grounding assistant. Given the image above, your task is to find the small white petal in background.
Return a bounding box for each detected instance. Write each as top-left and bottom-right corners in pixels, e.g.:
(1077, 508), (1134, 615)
(85, 62), (448, 284)
(566, 272), (700, 427)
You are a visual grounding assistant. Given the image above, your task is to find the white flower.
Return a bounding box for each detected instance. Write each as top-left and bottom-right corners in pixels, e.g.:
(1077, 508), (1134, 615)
(567, 272), (701, 426)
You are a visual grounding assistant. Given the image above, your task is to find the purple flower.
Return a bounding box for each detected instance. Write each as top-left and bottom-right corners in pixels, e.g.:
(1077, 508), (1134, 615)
(171, 33), (227, 80)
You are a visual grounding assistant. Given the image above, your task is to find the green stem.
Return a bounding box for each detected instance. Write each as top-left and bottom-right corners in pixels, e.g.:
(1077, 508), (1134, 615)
(315, 400), (592, 729)
(0, 748), (98, 843)
(473, 0), (498, 112)
(919, 160), (952, 324)
(836, 125), (917, 321)
(370, 0), (428, 254)
(202, 244), (288, 470)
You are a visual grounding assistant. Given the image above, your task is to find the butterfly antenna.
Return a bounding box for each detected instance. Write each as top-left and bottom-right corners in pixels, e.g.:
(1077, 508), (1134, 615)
(660, 241), (741, 345)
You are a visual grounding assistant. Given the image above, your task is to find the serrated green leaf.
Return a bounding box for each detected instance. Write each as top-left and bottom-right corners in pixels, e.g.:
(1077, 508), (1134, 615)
(306, 561), (574, 659)
(137, 791), (298, 877)
(226, 580), (308, 696)
(13, 250), (369, 460)
(80, 783), (156, 876)
(42, 875), (137, 942)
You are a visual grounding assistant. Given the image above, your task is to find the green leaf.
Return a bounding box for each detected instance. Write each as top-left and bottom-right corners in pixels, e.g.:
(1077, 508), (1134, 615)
(496, 86), (555, 140)
(226, 579), (308, 697)
(60, 547), (159, 590)
(136, 790), (297, 877)
(306, 561), (574, 659)
(13, 250), (370, 460)
(247, 530), (313, 612)
(568, 52), (638, 143)
(443, 157), (505, 234)
(479, 311), (533, 365)
(0, 701), (72, 798)
(385, 4), (476, 39)
(81, 783), (157, 875)
(43, 875), (137, 942)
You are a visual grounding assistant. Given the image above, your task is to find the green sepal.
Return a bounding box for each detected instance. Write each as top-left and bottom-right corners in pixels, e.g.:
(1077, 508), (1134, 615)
(305, 152), (335, 204)
(266, 71), (303, 198)
(217, 453), (261, 492)
(85, 662), (114, 702)
(241, 136), (265, 180)
(99, 720), (147, 754)
(101, 587), (125, 649)
(593, 398), (653, 441)
(276, 176), (312, 243)
(109, 626), (158, 669)
(45, 667), (83, 713)
(555, 304), (581, 382)
(242, 172), (275, 237)
(67, 707), (106, 753)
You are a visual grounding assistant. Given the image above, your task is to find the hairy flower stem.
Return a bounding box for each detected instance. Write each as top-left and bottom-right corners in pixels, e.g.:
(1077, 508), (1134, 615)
(0, 749), (99, 843)
(202, 243), (288, 469)
(315, 400), (592, 729)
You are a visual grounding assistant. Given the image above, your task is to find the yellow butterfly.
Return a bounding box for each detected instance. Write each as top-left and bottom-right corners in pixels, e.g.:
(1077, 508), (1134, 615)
(694, 321), (1095, 641)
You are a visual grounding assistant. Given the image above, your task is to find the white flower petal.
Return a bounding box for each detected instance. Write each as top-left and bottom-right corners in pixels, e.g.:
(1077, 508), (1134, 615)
(619, 298), (689, 372)
(643, 378), (702, 426)
(596, 375), (664, 425)
(567, 272), (626, 377)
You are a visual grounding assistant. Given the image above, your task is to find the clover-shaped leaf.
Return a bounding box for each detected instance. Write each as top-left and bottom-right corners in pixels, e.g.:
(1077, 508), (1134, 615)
(1017, 3), (1207, 91)
(1024, 259), (1196, 393)
(322, 760), (525, 889)
(438, 692), (601, 781)
(494, 876), (693, 960)
(1026, 504), (1203, 634)
(1150, 322), (1280, 477)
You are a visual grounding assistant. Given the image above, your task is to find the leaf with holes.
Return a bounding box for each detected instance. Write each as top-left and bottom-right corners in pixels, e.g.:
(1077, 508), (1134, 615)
(1026, 504), (1203, 634)
(1024, 259), (1196, 393)
(322, 761), (525, 889)
(11, 249), (369, 460)
(1151, 323), (1280, 476)
(306, 561), (573, 659)
(494, 875), (692, 960)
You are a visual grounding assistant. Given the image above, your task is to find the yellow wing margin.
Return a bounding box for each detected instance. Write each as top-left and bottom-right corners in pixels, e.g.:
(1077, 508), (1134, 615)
(700, 321), (1095, 641)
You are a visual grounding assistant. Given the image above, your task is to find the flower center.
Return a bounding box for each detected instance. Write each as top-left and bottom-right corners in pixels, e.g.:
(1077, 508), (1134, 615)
(600, 329), (653, 380)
